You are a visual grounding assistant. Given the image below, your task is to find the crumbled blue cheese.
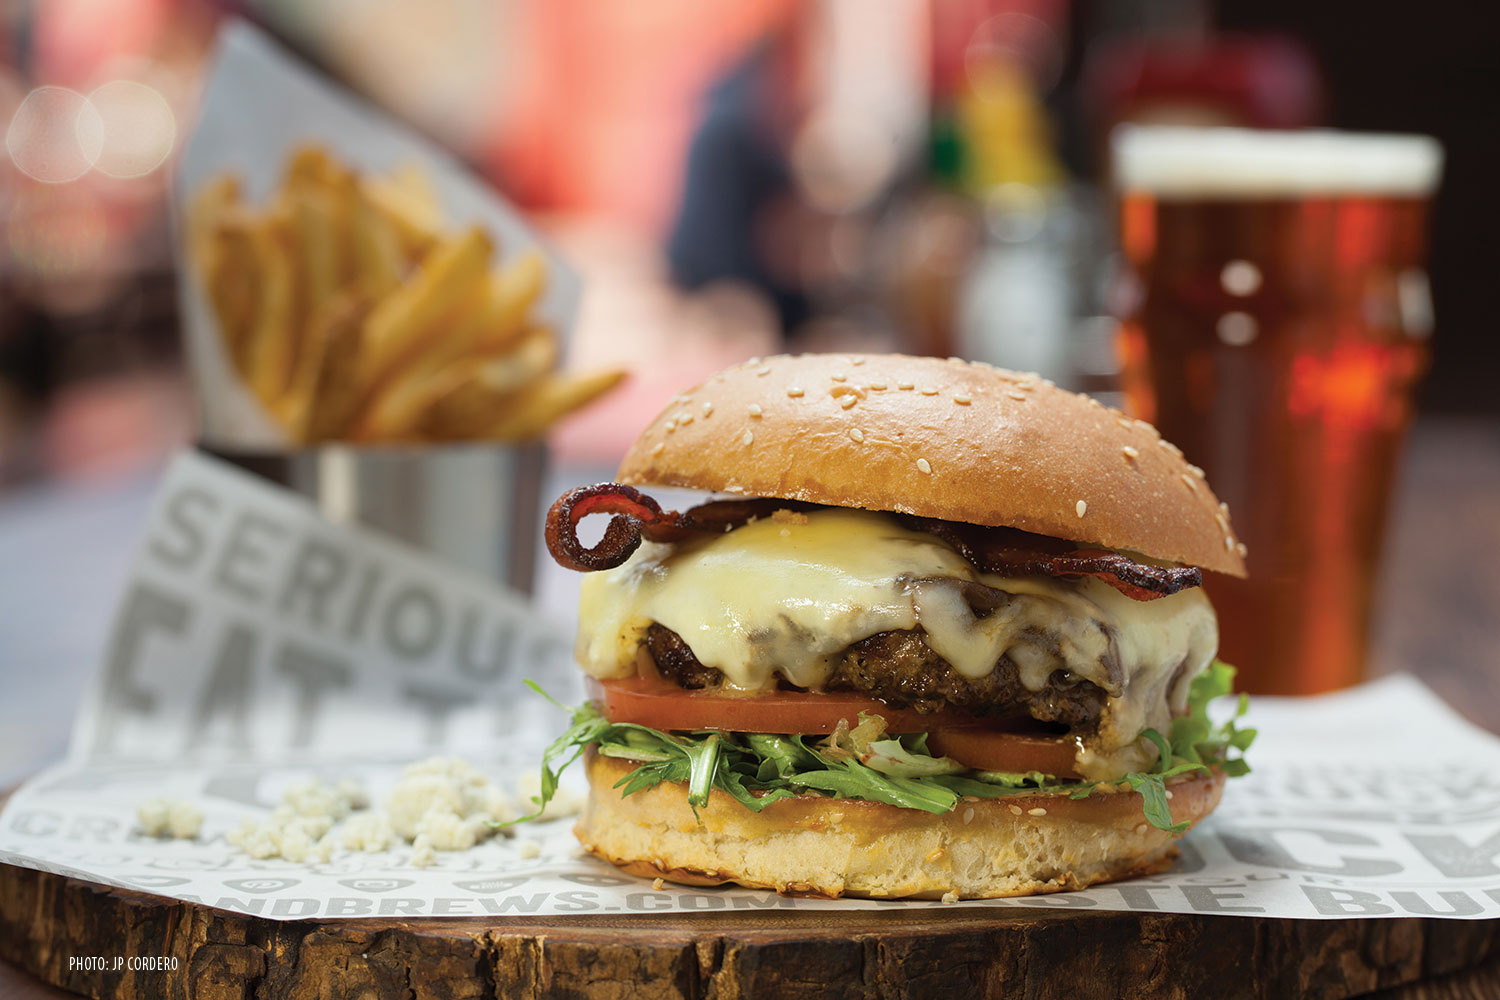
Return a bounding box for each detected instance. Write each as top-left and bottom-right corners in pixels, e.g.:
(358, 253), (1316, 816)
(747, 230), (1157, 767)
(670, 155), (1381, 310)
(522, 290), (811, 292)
(136, 798), (203, 839)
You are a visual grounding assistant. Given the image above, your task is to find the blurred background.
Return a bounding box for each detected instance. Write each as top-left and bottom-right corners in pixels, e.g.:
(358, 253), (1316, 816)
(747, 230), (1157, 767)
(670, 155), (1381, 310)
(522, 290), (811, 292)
(1, 0), (1497, 488)
(1, 0), (1498, 778)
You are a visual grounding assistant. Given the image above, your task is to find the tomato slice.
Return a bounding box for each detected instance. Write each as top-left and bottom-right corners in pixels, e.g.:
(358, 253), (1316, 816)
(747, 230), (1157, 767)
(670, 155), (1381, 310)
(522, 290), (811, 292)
(926, 729), (1082, 780)
(591, 677), (1082, 778)
(592, 676), (986, 735)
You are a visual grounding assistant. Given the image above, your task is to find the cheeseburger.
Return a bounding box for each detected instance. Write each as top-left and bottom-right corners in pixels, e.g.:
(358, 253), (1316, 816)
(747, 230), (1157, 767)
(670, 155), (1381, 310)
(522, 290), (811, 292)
(531, 353), (1253, 899)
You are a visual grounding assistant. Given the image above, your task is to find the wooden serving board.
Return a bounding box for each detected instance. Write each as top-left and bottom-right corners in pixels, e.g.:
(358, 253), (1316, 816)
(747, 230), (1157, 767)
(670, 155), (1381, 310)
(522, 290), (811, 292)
(4, 860), (1500, 999)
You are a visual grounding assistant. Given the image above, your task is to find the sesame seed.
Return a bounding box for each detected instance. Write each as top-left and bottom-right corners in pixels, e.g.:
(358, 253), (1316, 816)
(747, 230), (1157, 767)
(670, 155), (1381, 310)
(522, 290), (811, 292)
(786, 386), (804, 398)
(897, 381), (914, 390)
(1028, 807), (1048, 816)
(916, 458), (932, 474)
(869, 381), (887, 390)
(652, 877), (665, 891)
(831, 373), (847, 382)
(953, 394), (971, 405)
(1237, 542), (1249, 558)
(746, 356), (761, 366)
(920, 386), (939, 396)
(1165, 790), (1174, 800)
(742, 430), (754, 446)
(677, 413), (693, 425)
(1220, 501), (1230, 516)
(650, 442), (665, 456)
(674, 394), (691, 404)
(841, 396), (859, 410)
(848, 428), (864, 442)
(1122, 445), (1140, 460)
(702, 401), (714, 416)
(1181, 474), (1198, 491)
(1008, 805), (1022, 815)
(1188, 464), (1206, 478)
(1088, 397), (1103, 408)
(1224, 536), (1235, 551)
(1116, 417), (1134, 429)
(1160, 439), (1183, 457)
(747, 404), (763, 418)
(852, 357), (866, 366)
(1041, 379), (1055, 388)
(664, 419), (676, 433)
(948, 356), (964, 363)
(1076, 500), (1088, 517)
(756, 367), (771, 376)
(1007, 391), (1028, 401)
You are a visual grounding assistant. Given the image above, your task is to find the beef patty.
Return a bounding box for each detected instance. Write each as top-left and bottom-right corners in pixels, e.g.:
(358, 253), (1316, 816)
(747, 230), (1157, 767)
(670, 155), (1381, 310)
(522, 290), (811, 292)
(644, 623), (1107, 729)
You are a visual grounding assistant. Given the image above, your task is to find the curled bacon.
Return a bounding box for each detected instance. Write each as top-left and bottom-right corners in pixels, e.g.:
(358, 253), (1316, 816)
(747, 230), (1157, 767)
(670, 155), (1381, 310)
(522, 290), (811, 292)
(546, 484), (687, 571)
(545, 485), (798, 572)
(546, 483), (1201, 600)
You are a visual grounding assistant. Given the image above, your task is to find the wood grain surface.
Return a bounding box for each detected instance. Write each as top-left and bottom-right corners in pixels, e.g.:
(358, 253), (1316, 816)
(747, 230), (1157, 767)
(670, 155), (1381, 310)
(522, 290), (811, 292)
(2, 419), (1498, 999)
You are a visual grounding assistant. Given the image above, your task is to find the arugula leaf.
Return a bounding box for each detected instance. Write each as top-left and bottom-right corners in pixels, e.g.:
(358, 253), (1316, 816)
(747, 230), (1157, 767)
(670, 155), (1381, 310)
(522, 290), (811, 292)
(1124, 772), (1186, 834)
(511, 661), (1253, 834)
(860, 738), (966, 778)
(686, 733), (721, 811)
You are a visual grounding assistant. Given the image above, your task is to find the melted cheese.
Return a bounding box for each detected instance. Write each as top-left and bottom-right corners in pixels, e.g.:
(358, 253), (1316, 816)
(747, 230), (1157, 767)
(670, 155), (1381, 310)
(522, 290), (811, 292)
(575, 509), (1218, 779)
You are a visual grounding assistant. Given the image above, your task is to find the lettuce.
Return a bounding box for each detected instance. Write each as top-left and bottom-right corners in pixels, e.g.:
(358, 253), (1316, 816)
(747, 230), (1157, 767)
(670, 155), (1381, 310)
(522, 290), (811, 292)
(511, 663), (1254, 833)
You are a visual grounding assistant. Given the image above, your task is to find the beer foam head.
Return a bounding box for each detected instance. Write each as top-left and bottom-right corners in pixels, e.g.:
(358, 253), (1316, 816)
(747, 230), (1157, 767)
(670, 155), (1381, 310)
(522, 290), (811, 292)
(1112, 126), (1443, 197)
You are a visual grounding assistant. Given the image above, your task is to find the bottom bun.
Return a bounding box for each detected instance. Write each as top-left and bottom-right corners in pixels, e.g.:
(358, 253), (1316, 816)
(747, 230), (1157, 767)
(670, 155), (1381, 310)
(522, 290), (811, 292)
(576, 750), (1225, 899)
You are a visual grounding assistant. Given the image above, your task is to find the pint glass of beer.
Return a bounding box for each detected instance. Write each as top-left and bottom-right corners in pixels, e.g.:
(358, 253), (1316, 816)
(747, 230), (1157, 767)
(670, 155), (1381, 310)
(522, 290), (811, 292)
(1111, 127), (1443, 694)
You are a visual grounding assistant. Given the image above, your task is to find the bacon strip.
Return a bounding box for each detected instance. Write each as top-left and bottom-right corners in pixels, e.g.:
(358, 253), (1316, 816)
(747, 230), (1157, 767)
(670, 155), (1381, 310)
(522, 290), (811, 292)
(545, 483), (1200, 599)
(901, 516), (1200, 599)
(968, 549), (1200, 600)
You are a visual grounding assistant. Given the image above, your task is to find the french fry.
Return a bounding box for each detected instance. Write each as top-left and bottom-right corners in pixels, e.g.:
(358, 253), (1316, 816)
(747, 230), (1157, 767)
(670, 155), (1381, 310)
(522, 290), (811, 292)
(373, 328), (558, 441)
(356, 225), (492, 391)
(360, 162), (442, 261)
(477, 368), (628, 441)
(185, 174), (256, 370)
(422, 366), (626, 442)
(185, 173), (240, 263)
(206, 223), (260, 377)
(238, 212), (300, 407)
(301, 296), (373, 444)
(287, 187), (343, 329)
(273, 292), (369, 441)
(282, 145), (338, 193)
(470, 250), (547, 355)
(351, 185), (404, 298)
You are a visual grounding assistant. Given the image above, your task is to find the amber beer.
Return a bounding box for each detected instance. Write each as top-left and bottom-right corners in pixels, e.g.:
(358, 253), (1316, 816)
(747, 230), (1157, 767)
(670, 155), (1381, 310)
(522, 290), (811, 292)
(1111, 127), (1443, 694)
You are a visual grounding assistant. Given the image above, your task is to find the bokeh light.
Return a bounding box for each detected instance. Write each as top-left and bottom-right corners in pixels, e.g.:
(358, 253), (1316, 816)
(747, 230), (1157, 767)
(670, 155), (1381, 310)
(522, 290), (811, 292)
(5, 85), (103, 183)
(87, 79), (176, 178)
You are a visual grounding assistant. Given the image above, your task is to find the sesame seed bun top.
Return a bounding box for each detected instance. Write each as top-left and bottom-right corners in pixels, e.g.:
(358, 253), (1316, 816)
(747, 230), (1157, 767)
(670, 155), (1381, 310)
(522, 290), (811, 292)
(616, 353), (1247, 577)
